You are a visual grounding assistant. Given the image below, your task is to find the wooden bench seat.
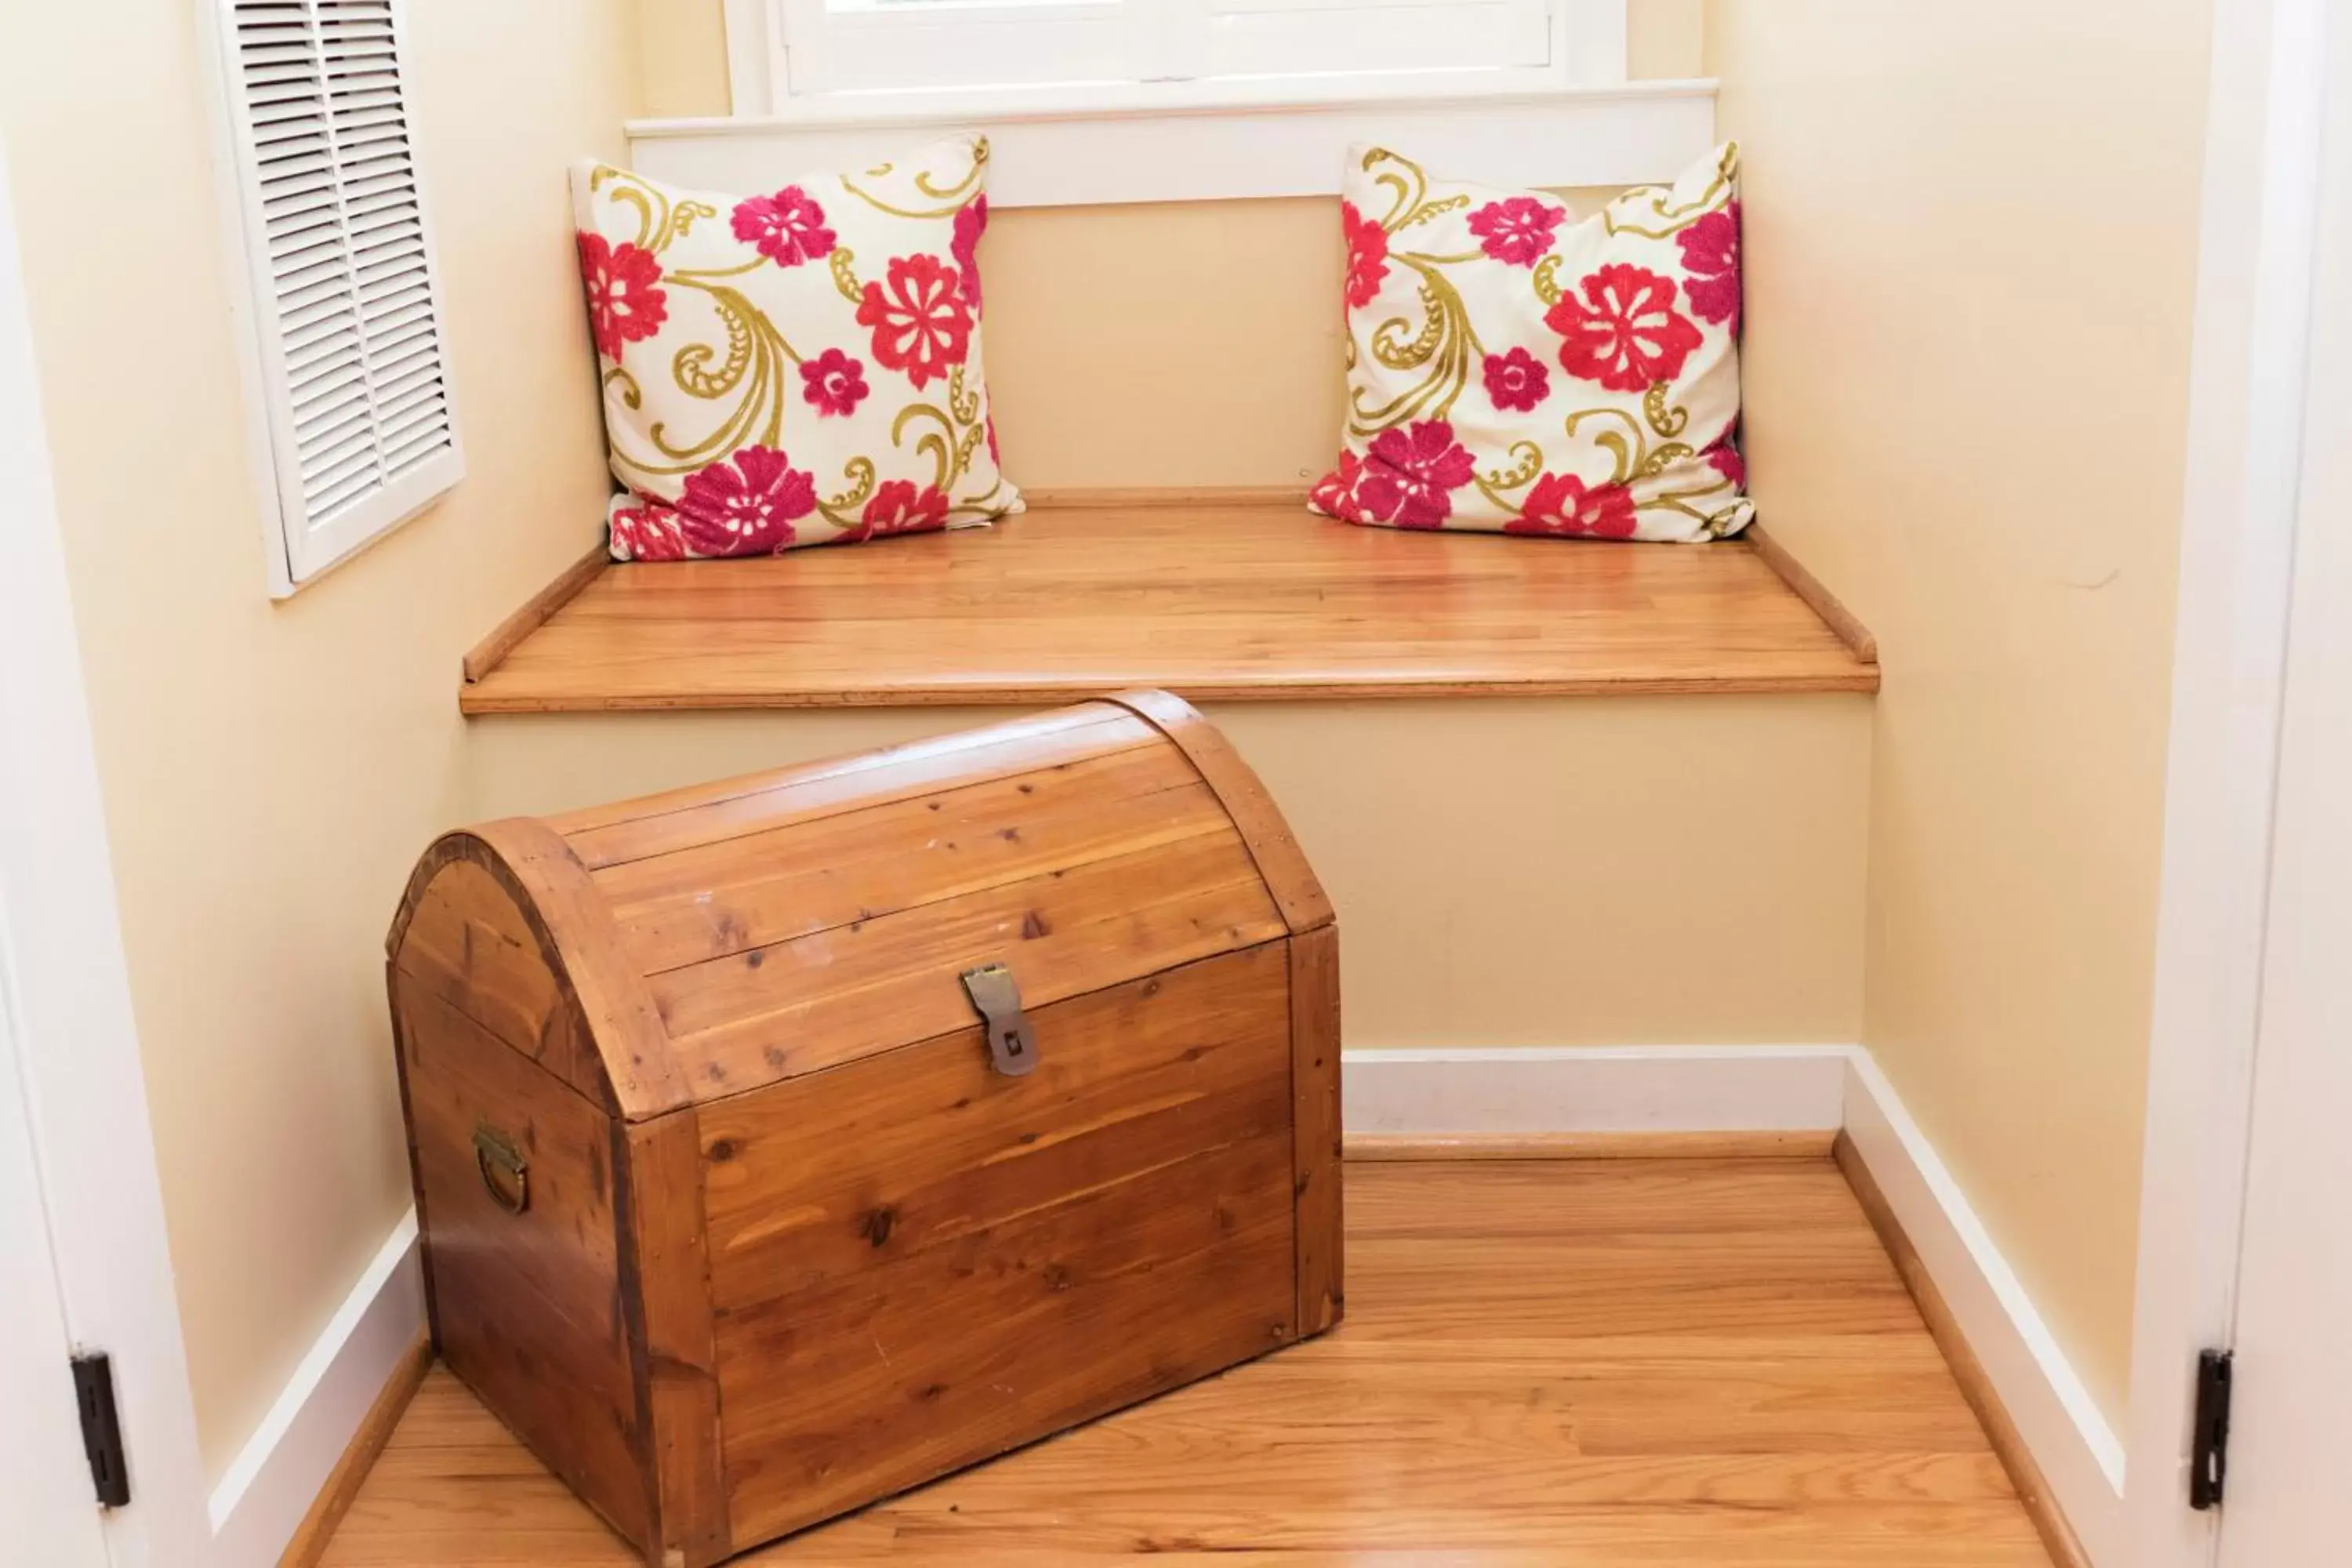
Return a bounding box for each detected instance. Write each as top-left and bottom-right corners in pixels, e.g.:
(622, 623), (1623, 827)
(459, 495), (1877, 715)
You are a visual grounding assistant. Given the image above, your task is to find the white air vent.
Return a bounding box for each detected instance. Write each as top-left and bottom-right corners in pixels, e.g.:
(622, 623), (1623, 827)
(218, 0), (462, 593)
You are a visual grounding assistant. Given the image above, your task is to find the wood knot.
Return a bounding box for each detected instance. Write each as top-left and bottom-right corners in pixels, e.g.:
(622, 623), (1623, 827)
(862, 1206), (898, 1247)
(707, 1138), (738, 1163)
(1020, 910), (1051, 939)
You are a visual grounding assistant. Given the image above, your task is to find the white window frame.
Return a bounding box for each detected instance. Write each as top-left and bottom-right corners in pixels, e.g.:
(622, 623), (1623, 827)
(205, 0), (466, 599)
(722, 0), (1629, 122)
(658, 0), (1701, 212)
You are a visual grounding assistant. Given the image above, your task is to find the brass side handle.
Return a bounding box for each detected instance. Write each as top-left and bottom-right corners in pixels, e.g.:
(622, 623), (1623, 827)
(472, 1123), (530, 1214)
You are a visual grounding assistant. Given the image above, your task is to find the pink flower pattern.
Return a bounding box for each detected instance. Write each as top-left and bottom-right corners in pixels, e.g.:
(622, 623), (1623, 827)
(731, 186), (837, 269)
(799, 347), (869, 417)
(839, 479), (950, 543)
(1356, 420), (1478, 530)
(673, 446), (817, 557)
(608, 499), (687, 561)
(1677, 201), (1741, 332)
(1309, 452), (1370, 524)
(1704, 435), (1746, 489)
(952, 197), (988, 314)
(576, 232), (667, 361)
(1467, 197), (1566, 267)
(1505, 473), (1639, 539)
(1341, 201), (1390, 309)
(1483, 347), (1550, 413)
(856, 254), (972, 390)
(1545, 263), (1704, 394)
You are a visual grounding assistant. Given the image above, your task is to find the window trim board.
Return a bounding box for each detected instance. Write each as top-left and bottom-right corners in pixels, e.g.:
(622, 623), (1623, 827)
(625, 78), (1718, 209)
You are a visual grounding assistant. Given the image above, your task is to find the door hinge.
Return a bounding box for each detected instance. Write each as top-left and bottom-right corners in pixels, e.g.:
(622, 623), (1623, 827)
(2190, 1347), (2233, 1511)
(71, 1352), (131, 1508)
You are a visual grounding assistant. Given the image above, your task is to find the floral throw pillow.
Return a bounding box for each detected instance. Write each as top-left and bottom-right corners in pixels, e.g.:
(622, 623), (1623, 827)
(572, 135), (1020, 561)
(1312, 143), (1748, 543)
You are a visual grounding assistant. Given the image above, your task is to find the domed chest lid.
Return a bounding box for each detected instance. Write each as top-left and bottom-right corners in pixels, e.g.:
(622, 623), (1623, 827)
(391, 692), (1329, 1120)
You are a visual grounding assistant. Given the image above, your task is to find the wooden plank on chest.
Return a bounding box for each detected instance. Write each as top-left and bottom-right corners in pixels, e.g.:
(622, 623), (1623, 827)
(653, 833), (1287, 1091)
(593, 746), (1218, 975)
(394, 984), (647, 1546)
(697, 943), (1294, 1298)
(393, 858), (612, 1109)
(561, 712), (1160, 869)
(717, 1136), (1295, 1544)
(1288, 925), (1344, 1334)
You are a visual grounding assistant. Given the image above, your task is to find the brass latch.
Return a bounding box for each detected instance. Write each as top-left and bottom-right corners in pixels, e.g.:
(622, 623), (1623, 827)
(960, 963), (1040, 1077)
(472, 1123), (530, 1214)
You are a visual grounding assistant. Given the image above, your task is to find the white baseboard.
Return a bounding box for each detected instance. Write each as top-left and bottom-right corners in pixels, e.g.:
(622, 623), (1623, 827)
(1838, 1053), (2125, 1565)
(205, 1210), (424, 1568)
(209, 1047), (2123, 1567)
(1341, 1044), (1854, 1134)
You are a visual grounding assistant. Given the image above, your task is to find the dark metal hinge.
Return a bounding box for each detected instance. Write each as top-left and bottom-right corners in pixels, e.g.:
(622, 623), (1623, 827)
(71, 1352), (130, 1508)
(2190, 1347), (2233, 1511)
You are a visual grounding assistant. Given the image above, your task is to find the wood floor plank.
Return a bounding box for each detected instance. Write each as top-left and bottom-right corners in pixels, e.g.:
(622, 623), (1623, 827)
(459, 504), (1881, 713)
(318, 1160), (2050, 1567)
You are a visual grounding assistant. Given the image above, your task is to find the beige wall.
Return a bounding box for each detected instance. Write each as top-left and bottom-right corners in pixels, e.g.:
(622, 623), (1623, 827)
(1, 1), (636, 1475)
(1706, 1), (2211, 1421)
(470, 699), (1872, 1051)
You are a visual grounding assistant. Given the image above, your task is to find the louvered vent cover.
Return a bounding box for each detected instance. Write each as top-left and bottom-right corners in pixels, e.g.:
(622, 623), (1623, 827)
(224, 0), (461, 589)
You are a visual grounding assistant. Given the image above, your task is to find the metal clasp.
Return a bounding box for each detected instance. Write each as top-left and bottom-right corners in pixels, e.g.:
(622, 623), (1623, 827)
(960, 963), (1040, 1077)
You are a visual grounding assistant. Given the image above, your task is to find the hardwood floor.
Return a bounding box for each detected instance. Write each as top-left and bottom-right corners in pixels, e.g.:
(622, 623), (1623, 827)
(319, 1160), (2049, 1566)
(458, 501), (1881, 713)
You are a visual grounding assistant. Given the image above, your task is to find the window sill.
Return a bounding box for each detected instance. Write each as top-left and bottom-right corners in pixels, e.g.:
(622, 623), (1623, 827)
(622, 78), (1717, 209)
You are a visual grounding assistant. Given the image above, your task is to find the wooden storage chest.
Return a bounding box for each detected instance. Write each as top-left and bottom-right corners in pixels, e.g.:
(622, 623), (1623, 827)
(386, 691), (1342, 1565)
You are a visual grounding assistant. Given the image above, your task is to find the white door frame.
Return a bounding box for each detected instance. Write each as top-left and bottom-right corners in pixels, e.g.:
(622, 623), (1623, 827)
(0, 903), (111, 1566)
(2123, 0), (2339, 1563)
(0, 137), (216, 1567)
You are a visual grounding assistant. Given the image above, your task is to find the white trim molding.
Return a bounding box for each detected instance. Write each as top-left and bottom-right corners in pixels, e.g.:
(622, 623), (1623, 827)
(206, 1214), (424, 1566)
(1840, 1054), (2126, 1565)
(624, 79), (1717, 209)
(0, 138), (216, 1568)
(2125, 1), (2336, 1564)
(1341, 1044), (1849, 1137)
